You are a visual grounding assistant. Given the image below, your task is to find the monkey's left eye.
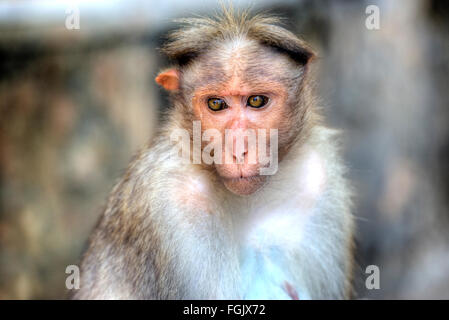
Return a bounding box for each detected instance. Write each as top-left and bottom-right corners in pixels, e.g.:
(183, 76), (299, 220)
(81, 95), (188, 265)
(247, 95), (268, 108)
(208, 98), (227, 111)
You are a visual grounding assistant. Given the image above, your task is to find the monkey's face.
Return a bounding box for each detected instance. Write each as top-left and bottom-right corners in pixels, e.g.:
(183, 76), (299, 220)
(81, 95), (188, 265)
(156, 40), (305, 196)
(191, 78), (290, 196)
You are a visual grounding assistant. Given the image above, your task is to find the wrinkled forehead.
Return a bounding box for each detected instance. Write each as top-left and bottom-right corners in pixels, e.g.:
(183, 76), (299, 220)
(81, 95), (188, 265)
(182, 37), (302, 94)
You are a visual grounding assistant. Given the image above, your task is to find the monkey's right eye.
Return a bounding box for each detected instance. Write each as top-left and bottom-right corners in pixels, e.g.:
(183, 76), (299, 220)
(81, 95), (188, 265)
(207, 98), (227, 111)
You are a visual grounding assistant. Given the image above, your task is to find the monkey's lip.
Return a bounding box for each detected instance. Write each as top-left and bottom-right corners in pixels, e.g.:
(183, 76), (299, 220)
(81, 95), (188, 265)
(221, 174), (267, 196)
(221, 175), (262, 182)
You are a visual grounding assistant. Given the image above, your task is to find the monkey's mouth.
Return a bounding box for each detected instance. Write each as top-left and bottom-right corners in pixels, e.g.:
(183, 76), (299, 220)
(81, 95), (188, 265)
(219, 167), (268, 185)
(221, 174), (267, 196)
(222, 175), (261, 183)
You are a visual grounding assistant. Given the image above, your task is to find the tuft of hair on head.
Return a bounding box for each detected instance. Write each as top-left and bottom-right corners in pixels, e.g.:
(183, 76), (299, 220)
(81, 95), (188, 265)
(162, 5), (316, 67)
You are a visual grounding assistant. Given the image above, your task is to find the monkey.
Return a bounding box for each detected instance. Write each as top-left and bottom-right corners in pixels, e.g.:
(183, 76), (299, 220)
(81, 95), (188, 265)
(73, 8), (354, 300)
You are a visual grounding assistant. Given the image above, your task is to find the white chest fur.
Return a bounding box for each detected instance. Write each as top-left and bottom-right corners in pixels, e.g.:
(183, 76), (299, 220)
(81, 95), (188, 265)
(230, 148), (327, 299)
(170, 145), (332, 299)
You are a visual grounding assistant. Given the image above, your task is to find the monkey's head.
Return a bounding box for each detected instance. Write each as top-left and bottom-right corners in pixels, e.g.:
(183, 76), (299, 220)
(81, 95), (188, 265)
(156, 10), (317, 196)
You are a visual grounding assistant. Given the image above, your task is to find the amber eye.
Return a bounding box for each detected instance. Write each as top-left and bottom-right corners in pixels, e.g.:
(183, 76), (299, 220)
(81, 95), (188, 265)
(247, 95), (268, 108)
(207, 98), (227, 111)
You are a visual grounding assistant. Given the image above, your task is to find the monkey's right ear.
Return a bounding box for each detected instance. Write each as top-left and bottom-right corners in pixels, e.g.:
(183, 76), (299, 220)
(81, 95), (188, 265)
(155, 69), (180, 91)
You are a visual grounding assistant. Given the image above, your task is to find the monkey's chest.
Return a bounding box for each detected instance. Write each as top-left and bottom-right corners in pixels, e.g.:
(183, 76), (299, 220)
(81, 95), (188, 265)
(237, 207), (312, 300)
(239, 245), (310, 300)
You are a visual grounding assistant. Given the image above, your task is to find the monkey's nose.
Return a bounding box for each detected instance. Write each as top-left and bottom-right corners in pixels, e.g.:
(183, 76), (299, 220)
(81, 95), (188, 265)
(232, 138), (249, 164)
(233, 149), (248, 164)
(226, 128), (249, 164)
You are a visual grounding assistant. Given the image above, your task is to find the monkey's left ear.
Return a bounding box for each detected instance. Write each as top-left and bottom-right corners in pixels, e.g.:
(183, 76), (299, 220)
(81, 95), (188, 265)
(155, 69), (180, 91)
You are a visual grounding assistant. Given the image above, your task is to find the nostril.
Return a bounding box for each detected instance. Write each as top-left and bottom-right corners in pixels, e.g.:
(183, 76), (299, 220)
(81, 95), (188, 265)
(233, 149), (247, 157)
(233, 151), (247, 164)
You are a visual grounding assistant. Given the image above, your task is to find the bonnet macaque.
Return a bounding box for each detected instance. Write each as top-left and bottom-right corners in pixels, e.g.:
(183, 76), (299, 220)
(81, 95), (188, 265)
(74, 8), (354, 300)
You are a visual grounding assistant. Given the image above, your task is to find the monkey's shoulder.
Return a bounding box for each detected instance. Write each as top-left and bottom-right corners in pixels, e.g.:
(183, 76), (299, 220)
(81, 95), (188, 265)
(108, 139), (217, 217)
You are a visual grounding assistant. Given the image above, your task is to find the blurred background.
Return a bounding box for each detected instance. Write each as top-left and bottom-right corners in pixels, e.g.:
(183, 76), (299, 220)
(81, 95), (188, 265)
(0, 0), (448, 299)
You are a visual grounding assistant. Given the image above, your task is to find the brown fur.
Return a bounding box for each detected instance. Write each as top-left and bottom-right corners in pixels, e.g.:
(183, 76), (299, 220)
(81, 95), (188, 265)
(73, 8), (354, 300)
